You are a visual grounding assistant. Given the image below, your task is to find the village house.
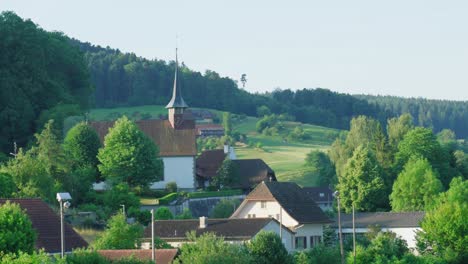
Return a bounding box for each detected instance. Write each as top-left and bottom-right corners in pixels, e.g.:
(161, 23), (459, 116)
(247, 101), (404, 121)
(303, 186), (334, 211)
(91, 52), (197, 190)
(230, 181), (332, 251)
(333, 212), (425, 251)
(195, 148), (276, 190)
(195, 123), (225, 137)
(0, 199), (88, 254)
(142, 217), (296, 252)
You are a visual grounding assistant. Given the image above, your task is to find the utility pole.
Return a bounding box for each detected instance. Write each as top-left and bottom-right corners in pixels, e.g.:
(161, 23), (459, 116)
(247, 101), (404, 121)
(9, 141), (17, 158)
(334, 191), (345, 264)
(151, 209), (155, 263)
(352, 203), (356, 264)
(279, 207), (283, 240)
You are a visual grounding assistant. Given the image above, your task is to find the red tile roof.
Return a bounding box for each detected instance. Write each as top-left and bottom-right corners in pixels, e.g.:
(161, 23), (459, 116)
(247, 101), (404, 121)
(0, 199), (88, 253)
(98, 249), (178, 264)
(90, 119), (196, 157)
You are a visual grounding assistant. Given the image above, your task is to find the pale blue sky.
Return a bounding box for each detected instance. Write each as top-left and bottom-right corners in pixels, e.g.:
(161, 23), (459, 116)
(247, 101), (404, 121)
(2, 0), (468, 100)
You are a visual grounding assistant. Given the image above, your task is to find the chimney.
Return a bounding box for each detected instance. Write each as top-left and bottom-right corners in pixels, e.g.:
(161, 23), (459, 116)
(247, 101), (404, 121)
(199, 216), (207, 228)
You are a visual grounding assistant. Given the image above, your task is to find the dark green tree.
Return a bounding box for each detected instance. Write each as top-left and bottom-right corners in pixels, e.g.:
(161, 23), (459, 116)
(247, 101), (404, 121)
(304, 150), (336, 187)
(97, 116), (163, 188)
(0, 201), (37, 254)
(0, 172), (16, 198)
(247, 231), (292, 264)
(212, 159), (239, 189)
(154, 207), (173, 220)
(64, 122), (101, 169)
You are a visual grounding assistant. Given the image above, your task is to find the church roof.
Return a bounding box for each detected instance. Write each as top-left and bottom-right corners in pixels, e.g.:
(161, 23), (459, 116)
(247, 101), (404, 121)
(166, 49), (188, 109)
(90, 119), (196, 157)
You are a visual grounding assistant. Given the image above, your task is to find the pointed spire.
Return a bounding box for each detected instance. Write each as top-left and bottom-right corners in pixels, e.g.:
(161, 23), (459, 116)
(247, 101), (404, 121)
(166, 47), (188, 109)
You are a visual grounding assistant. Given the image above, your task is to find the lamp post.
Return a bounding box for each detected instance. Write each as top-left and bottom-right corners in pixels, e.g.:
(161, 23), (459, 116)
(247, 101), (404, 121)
(333, 191), (344, 264)
(56, 192), (72, 258)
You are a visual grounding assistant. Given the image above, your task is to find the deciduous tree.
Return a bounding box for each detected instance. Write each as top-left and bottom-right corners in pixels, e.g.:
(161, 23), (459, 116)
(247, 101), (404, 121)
(93, 213), (143, 250)
(97, 116), (163, 188)
(0, 201), (37, 254)
(390, 158), (443, 212)
(337, 146), (386, 212)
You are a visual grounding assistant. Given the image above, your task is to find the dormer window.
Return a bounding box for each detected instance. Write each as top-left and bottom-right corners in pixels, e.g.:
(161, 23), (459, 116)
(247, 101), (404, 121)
(319, 193), (324, 198)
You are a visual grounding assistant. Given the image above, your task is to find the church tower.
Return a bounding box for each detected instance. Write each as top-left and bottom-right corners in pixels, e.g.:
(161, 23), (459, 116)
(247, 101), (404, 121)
(166, 48), (189, 129)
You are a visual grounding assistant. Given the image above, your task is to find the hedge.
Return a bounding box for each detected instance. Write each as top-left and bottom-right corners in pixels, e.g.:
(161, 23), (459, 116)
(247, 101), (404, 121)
(157, 192), (178, 205)
(187, 189), (243, 199)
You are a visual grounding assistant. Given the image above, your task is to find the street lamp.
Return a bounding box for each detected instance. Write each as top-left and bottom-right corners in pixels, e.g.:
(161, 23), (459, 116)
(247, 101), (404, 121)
(333, 191), (344, 264)
(56, 192), (72, 258)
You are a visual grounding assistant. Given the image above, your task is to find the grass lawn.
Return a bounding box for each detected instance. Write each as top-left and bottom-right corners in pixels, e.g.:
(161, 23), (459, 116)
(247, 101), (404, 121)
(74, 227), (103, 244)
(233, 117), (339, 187)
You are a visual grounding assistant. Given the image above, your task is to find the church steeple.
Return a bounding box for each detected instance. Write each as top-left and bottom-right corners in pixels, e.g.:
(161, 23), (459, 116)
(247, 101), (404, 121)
(166, 48), (188, 109)
(166, 48), (188, 129)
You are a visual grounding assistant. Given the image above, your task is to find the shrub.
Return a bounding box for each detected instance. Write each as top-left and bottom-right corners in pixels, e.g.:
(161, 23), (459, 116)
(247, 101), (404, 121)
(165, 182), (178, 193)
(154, 207), (173, 220)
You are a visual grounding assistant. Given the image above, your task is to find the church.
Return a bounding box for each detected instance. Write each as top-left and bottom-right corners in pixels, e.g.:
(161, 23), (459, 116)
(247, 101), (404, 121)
(91, 51), (197, 190)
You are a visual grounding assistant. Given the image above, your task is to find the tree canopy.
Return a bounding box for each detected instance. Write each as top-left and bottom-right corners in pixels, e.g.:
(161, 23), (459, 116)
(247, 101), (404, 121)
(0, 11), (92, 155)
(418, 177), (467, 263)
(247, 231), (292, 264)
(97, 116), (163, 188)
(337, 146), (386, 212)
(0, 201), (37, 254)
(390, 158), (443, 212)
(93, 213), (143, 250)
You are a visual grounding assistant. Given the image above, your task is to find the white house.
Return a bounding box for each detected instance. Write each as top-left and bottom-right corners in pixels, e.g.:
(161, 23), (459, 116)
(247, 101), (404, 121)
(230, 181), (332, 251)
(333, 212), (425, 251)
(91, 51), (197, 190)
(142, 217), (296, 252)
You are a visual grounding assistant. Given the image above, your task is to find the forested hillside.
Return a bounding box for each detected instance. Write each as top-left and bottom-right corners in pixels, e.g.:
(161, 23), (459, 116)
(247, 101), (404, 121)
(73, 41), (386, 130)
(0, 12), (92, 154)
(74, 41), (468, 137)
(357, 95), (468, 138)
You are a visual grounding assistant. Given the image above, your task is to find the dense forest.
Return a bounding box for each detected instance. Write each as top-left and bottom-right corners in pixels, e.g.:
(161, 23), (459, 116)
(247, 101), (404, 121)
(0, 12), (92, 155)
(357, 95), (468, 138)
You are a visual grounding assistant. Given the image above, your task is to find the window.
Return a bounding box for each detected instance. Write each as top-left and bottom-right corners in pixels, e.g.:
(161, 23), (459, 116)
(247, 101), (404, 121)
(276, 214), (280, 220)
(295, 236), (307, 249)
(319, 192), (325, 197)
(247, 214), (256, 218)
(261, 201), (267, 209)
(268, 215), (273, 218)
(310, 236), (322, 247)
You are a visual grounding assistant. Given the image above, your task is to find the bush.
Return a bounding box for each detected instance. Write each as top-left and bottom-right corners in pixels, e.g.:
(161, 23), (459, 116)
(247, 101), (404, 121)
(0, 201), (37, 254)
(247, 231), (292, 264)
(165, 182), (178, 193)
(155, 207), (173, 220)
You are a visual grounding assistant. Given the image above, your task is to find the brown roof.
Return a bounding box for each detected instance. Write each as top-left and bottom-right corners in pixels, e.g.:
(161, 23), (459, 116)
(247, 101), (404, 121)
(90, 119), (196, 157)
(303, 187), (334, 203)
(196, 149), (226, 178)
(334, 212), (425, 228)
(98, 249), (178, 264)
(0, 199), (88, 253)
(232, 159), (277, 190)
(242, 182), (332, 224)
(143, 218), (293, 241)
